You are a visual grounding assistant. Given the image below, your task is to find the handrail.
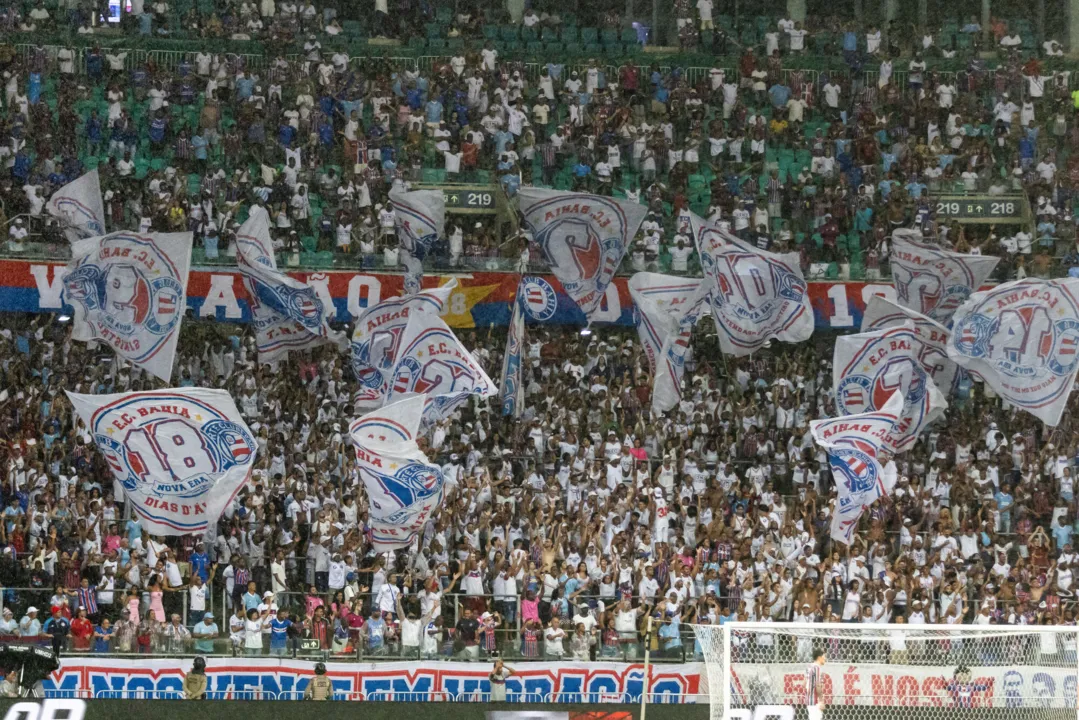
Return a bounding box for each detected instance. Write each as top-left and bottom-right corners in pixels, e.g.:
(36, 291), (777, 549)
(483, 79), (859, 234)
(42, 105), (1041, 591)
(93, 689), (185, 699)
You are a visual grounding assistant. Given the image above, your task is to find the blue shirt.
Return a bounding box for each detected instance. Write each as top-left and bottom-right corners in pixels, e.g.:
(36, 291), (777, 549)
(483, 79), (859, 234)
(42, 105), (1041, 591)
(366, 618), (385, 648)
(235, 77), (254, 100)
(768, 84), (791, 108)
(93, 625), (112, 652)
(126, 519), (142, 543)
(425, 100), (443, 124)
(193, 621), (218, 653)
(270, 618), (291, 648)
(190, 552), (210, 582)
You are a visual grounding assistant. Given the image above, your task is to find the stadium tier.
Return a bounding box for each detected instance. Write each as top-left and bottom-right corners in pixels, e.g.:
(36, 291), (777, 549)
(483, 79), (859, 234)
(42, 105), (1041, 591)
(2, 0), (1079, 716)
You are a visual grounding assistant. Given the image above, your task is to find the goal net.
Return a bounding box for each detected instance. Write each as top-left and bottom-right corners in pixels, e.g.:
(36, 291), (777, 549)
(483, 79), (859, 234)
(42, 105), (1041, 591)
(692, 622), (1079, 720)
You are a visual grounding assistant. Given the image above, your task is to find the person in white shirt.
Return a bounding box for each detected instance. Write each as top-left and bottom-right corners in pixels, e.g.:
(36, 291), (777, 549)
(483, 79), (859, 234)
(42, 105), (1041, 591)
(696, 0), (713, 28)
(788, 22), (807, 52)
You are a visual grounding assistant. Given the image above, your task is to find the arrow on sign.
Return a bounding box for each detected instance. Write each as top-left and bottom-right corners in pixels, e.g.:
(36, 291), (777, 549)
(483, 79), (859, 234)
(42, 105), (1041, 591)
(450, 194), (460, 203)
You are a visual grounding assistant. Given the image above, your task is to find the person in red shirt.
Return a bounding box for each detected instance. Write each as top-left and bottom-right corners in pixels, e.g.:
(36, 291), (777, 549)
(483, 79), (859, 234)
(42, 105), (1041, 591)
(70, 608), (94, 651)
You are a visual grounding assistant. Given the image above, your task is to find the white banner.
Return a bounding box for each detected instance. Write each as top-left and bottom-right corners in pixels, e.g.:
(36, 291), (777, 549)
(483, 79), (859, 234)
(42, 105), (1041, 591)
(63, 231), (192, 382)
(690, 213), (812, 356)
(386, 312), (498, 421)
(67, 389), (258, 535)
(350, 280), (458, 407)
(236, 207), (344, 363)
(43, 657), (702, 700)
(948, 279), (1079, 426)
(834, 323), (948, 453)
(518, 189), (647, 321)
(732, 660), (1077, 709)
(627, 273), (709, 415)
(47, 169), (106, 242)
(811, 391), (903, 544)
(350, 396), (445, 550)
(862, 295), (959, 394)
(890, 231), (1000, 326)
(389, 188), (445, 295)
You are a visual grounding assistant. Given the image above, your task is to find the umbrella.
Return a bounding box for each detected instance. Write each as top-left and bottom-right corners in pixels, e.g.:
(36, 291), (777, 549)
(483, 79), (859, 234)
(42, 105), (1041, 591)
(0, 645), (59, 689)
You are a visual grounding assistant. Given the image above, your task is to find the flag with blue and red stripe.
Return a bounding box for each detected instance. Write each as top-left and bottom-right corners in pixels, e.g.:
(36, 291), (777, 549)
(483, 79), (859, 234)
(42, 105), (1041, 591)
(236, 207), (346, 362)
(627, 272), (709, 415)
(519, 189), (647, 322)
(810, 391), (904, 545)
(349, 396), (445, 550)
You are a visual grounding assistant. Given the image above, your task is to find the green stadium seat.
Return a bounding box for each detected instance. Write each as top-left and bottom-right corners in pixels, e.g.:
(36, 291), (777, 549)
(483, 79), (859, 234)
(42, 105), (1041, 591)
(580, 27), (598, 44)
(561, 26), (578, 42)
(483, 24), (500, 40)
(601, 28), (618, 44)
(500, 25), (519, 41)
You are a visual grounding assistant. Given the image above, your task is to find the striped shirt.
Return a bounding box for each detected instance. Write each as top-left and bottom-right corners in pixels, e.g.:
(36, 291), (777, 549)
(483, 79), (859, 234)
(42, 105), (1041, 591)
(77, 586), (98, 615)
(945, 681), (988, 708)
(806, 664), (821, 705)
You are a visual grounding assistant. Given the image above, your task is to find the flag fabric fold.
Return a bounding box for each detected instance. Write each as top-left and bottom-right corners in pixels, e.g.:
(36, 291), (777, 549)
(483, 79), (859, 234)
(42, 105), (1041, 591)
(518, 188), (647, 321)
(236, 207), (345, 363)
(349, 396), (445, 550)
(386, 312), (498, 421)
(861, 295), (960, 394)
(890, 231), (1000, 325)
(350, 280), (458, 407)
(63, 231), (192, 382)
(834, 322), (948, 453)
(627, 272), (709, 415)
(500, 291), (526, 418)
(67, 389), (258, 536)
(389, 188), (445, 296)
(47, 169), (107, 242)
(811, 391), (904, 545)
(947, 278), (1079, 426)
(690, 212), (813, 356)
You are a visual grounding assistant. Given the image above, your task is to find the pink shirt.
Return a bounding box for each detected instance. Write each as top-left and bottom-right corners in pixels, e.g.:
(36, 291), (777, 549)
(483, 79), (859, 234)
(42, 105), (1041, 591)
(521, 597), (540, 623)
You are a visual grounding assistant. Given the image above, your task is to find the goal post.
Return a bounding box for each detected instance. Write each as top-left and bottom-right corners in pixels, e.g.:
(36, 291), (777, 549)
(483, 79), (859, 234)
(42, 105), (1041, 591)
(692, 622), (1079, 720)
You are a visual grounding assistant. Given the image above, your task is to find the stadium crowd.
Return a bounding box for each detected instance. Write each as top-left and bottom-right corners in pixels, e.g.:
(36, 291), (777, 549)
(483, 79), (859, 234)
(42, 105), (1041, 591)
(1, 0), (1079, 664)
(2, 3), (1079, 279)
(0, 309), (1076, 662)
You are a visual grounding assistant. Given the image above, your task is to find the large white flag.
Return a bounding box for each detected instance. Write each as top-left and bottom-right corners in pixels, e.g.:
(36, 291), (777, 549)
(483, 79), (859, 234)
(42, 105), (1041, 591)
(47, 169), (106, 242)
(389, 188), (445, 295)
(236, 207), (345, 363)
(627, 273), (709, 415)
(811, 391), (904, 545)
(350, 280), (458, 407)
(67, 389), (258, 536)
(834, 322), (948, 453)
(349, 395), (445, 550)
(63, 231), (191, 382)
(386, 312), (498, 420)
(948, 279), (1079, 426)
(690, 213), (813, 356)
(862, 295), (960, 394)
(890, 231), (1000, 325)
(500, 292), (526, 418)
(518, 189), (647, 321)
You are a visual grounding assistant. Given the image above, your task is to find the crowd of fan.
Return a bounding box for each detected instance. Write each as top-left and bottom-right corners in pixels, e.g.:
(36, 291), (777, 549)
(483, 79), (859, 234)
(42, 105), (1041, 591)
(0, 308), (1077, 662)
(3, 4), (1079, 279)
